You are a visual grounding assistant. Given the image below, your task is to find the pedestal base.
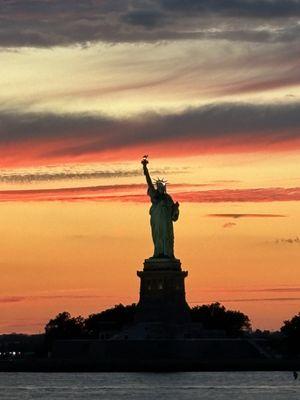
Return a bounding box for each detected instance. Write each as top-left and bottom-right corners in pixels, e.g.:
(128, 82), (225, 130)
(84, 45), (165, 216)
(135, 258), (190, 325)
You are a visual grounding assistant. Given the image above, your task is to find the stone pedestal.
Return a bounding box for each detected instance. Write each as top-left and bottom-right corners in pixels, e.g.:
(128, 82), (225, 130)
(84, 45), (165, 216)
(135, 258), (190, 325)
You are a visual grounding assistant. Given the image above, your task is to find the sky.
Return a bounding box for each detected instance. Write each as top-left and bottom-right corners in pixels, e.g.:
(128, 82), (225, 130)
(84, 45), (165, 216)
(1, 0), (300, 333)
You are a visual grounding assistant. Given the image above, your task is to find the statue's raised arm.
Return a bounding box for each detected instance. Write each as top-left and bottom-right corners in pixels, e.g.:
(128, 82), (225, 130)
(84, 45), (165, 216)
(141, 155), (155, 193)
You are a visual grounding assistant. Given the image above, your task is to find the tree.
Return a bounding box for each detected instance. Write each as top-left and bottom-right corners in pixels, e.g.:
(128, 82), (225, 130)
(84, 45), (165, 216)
(85, 304), (137, 337)
(45, 311), (84, 348)
(190, 302), (251, 336)
(280, 312), (300, 355)
(44, 302), (251, 343)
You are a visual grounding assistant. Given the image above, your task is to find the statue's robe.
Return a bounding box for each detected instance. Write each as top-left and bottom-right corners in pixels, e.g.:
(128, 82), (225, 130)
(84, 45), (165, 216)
(147, 187), (178, 258)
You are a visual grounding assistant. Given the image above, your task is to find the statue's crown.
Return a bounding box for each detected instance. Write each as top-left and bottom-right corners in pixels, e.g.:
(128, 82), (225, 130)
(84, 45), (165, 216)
(153, 177), (168, 186)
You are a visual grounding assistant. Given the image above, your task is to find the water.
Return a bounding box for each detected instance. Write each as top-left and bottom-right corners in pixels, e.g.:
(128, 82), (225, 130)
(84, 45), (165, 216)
(0, 372), (299, 400)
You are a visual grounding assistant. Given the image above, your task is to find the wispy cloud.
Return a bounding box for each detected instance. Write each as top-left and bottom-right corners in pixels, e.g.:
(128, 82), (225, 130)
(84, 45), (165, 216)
(218, 297), (300, 303)
(223, 222), (237, 228)
(258, 287), (300, 292)
(275, 237), (300, 244)
(197, 287), (300, 293)
(190, 295), (300, 303)
(208, 213), (286, 218)
(0, 185), (299, 203)
(0, 296), (26, 304)
(0, 293), (109, 305)
(189, 286), (300, 304)
(176, 187), (300, 203)
(0, 166), (185, 183)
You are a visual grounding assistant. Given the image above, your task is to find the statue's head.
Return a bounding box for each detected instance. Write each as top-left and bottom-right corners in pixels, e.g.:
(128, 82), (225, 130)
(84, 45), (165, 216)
(154, 178), (167, 194)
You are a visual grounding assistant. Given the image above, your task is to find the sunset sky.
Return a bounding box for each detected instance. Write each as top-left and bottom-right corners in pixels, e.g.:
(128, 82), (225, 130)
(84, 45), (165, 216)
(1, 0), (300, 333)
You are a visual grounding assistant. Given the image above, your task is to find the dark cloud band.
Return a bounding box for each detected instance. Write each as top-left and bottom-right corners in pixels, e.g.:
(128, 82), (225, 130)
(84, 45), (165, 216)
(1, 0), (300, 47)
(161, 0), (300, 17)
(0, 101), (300, 165)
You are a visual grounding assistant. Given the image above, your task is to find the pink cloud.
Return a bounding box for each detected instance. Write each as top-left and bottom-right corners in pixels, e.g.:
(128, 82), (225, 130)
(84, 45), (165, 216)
(0, 184), (300, 203)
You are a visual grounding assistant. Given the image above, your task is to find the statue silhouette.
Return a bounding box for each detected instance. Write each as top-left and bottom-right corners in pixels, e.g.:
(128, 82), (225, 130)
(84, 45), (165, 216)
(141, 156), (179, 258)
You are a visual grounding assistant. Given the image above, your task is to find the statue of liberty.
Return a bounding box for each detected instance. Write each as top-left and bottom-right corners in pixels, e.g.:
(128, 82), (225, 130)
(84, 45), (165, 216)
(141, 156), (179, 259)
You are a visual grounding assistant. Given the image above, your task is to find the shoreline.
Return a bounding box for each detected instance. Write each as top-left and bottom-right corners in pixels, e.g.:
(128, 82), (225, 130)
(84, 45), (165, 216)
(1, 359), (299, 372)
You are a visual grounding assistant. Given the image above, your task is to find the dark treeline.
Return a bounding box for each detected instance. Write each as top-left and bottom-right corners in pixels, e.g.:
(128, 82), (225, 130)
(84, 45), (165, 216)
(1, 303), (300, 359)
(44, 302), (250, 347)
(43, 302), (300, 358)
(190, 303), (251, 336)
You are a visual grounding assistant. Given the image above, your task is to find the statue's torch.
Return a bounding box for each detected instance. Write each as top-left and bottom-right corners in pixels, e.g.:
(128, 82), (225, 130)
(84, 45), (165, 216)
(141, 155), (149, 165)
